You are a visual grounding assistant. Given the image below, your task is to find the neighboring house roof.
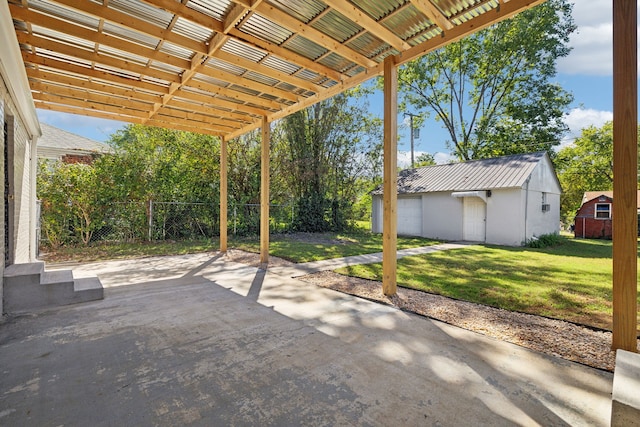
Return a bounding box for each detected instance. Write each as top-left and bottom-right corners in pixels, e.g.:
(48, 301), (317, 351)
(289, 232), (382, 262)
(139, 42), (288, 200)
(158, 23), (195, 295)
(581, 191), (640, 209)
(372, 152), (553, 195)
(37, 123), (112, 160)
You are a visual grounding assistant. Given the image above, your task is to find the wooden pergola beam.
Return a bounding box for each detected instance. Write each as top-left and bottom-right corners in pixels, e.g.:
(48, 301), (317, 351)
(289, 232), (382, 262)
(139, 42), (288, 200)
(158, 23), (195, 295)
(214, 51), (321, 93)
(260, 116), (270, 264)
(33, 101), (146, 124)
(227, 0), (547, 141)
(171, 88), (262, 119)
(137, 0), (224, 33)
(26, 68), (163, 104)
(16, 33), (179, 84)
(220, 136), (228, 253)
(10, 5), (190, 70)
(23, 53), (170, 95)
(382, 55), (398, 296)
(254, 3), (376, 69)
(322, 0), (411, 51)
(227, 29), (343, 83)
(49, 0), (207, 54)
(612, 0), (638, 352)
(28, 67), (260, 124)
(409, 0), (454, 31)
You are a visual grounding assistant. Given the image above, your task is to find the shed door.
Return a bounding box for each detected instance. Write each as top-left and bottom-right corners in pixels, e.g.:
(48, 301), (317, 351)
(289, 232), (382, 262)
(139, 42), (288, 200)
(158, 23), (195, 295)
(397, 197), (422, 236)
(463, 197), (486, 241)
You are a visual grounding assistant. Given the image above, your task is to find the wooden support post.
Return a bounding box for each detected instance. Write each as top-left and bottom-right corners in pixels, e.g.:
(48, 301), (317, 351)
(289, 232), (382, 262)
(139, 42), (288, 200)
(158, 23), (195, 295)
(219, 136), (228, 253)
(260, 116), (270, 264)
(612, 0), (638, 352)
(382, 55), (398, 296)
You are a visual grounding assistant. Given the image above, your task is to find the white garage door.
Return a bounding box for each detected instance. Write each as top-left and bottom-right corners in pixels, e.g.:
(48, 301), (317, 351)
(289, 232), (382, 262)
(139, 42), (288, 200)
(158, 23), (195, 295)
(397, 197), (422, 236)
(463, 197), (486, 241)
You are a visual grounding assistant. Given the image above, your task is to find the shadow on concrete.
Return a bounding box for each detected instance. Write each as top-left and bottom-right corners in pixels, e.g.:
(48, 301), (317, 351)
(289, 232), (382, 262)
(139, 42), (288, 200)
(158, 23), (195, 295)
(247, 268), (266, 301)
(182, 252), (224, 278)
(0, 254), (613, 426)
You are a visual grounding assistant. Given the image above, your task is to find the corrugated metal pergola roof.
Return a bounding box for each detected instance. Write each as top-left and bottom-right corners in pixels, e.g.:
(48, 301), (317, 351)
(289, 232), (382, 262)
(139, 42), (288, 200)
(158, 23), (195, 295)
(8, 0), (543, 139)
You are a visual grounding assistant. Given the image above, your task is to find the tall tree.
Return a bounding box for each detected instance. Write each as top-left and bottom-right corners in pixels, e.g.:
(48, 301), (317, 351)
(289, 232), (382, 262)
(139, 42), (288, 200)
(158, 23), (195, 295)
(413, 153), (436, 168)
(397, 0), (575, 161)
(274, 91), (382, 231)
(104, 125), (219, 204)
(554, 121), (640, 224)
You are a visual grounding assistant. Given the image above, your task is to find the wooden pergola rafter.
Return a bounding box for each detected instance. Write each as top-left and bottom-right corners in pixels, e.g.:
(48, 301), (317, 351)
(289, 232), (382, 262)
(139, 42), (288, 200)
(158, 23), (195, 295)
(5, 0), (637, 351)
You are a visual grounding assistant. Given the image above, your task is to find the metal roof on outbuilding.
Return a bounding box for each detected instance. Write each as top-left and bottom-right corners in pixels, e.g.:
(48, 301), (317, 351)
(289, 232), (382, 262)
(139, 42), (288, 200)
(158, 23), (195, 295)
(372, 151), (550, 195)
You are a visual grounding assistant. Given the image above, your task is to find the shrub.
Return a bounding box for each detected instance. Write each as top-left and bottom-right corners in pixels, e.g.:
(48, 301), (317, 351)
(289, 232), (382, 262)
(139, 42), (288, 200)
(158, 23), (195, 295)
(526, 233), (564, 248)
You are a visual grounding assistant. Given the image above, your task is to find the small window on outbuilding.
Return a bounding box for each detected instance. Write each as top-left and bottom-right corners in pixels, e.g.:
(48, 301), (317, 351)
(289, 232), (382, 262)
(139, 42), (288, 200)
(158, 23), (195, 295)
(541, 192), (550, 212)
(595, 203), (611, 219)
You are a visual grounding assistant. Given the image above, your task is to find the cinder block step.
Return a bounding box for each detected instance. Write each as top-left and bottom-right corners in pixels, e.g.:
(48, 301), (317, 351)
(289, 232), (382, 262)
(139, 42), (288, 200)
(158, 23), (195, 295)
(3, 262), (104, 313)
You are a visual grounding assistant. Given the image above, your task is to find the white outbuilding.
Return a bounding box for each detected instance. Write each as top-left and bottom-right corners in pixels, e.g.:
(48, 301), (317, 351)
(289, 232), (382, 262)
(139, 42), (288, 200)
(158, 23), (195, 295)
(371, 152), (561, 246)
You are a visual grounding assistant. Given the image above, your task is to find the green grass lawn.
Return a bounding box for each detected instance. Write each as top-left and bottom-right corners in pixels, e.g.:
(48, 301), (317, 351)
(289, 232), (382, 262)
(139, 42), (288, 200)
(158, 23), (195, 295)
(40, 239), (221, 264)
(41, 229), (438, 264)
(230, 232), (439, 263)
(336, 237), (639, 331)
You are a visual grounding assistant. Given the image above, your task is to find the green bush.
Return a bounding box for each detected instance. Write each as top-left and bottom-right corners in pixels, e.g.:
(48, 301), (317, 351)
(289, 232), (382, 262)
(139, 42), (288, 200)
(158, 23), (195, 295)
(526, 233), (564, 248)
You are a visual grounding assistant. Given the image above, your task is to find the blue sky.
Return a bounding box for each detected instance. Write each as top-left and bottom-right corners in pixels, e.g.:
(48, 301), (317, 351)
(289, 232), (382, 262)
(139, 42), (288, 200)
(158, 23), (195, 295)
(38, 0), (624, 165)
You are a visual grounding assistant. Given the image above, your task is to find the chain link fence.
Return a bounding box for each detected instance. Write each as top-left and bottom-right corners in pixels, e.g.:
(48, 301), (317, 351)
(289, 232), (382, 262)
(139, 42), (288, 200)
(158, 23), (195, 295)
(40, 200), (295, 247)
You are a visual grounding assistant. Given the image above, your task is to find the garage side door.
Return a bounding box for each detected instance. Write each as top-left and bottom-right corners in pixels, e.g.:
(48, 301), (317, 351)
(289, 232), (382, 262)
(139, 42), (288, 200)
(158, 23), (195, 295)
(397, 197), (422, 236)
(463, 197), (486, 241)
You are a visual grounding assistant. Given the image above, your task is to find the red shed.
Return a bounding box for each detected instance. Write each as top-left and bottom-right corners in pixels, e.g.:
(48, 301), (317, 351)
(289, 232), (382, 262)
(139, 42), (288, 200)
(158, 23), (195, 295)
(574, 191), (640, 239)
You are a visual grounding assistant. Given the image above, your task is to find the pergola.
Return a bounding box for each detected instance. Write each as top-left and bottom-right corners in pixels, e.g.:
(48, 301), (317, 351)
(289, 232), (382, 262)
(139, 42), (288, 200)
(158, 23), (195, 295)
(4, 0), (637, 351)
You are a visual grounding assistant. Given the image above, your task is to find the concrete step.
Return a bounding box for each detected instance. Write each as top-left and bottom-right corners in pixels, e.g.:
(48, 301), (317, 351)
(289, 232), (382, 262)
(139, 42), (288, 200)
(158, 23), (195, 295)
(3, 262), (45, 286)
(3, 262), (104, 313)
(42, 269), (74, 285)
(73, 277), (104, 302)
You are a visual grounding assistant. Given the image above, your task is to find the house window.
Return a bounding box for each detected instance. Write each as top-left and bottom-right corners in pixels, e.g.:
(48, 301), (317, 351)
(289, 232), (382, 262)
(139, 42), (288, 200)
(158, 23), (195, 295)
(541, 192), (550, 212)
(595, 203), (611, 219)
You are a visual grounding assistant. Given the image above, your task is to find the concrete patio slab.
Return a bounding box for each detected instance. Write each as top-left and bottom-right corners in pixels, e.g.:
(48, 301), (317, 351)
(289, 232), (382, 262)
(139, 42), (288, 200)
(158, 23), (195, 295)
(1, 253), (613, 426)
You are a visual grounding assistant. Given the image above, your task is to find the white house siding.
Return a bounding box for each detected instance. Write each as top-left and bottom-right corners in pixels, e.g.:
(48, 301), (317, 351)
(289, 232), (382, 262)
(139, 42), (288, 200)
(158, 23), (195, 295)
(523, 159), (562, 242)
(422, 193), (463, 241)
(484, 188), (524, 246)
(1, 74), (37, 265)
(1, 2), (41, 314)
(11, 117), (32, 263)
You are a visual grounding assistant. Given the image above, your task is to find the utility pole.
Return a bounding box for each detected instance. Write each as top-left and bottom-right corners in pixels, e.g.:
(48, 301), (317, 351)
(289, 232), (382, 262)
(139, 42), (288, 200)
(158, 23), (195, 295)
(404, 112), (418, 168)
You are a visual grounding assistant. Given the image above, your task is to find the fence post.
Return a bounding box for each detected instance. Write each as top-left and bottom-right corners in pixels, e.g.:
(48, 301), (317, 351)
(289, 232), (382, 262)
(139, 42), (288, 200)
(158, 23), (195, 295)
(233, 205), (237, 235)
(147, 199), (153, 242)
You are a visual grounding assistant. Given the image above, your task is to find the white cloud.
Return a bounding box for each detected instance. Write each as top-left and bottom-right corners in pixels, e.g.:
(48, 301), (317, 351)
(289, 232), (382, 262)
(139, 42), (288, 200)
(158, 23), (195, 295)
(559, 107), (612, 148)
(557, 24), (612, 75)
(568, 0), (611, 26)
(398, 150), (454, 168)
(397, 151), (413, 168)
(564, 107), (612, 136)
(434, 152), (455, 164)
(558, 0), (640, 76)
